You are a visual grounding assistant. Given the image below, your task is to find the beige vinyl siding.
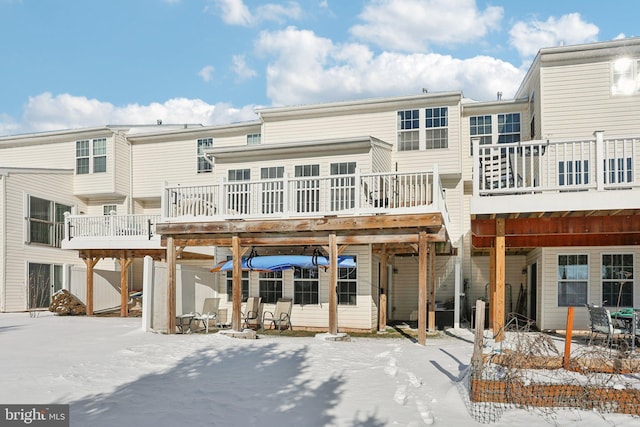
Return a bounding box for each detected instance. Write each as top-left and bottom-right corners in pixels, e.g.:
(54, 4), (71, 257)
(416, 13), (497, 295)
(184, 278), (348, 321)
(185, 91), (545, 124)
(466, 254), (527, 316)
(541, 61), (640, 139)
(132, 139), (215, 198)
(371, 143), (392, 173)
(539, 246), (640, 331)
(214, 245), (373, 330)
(263, 111), (393, 145)
(0, 141), (74, 169)
(0, 175), (5, 311)
(114, 132), (131, 198)
(73, 135), (118, 197)
(3, 172), (84, 311)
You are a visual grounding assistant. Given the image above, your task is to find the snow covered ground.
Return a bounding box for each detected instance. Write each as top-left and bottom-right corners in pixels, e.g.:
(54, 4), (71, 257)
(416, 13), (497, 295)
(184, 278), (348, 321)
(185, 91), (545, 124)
(0, 312), (637, 426)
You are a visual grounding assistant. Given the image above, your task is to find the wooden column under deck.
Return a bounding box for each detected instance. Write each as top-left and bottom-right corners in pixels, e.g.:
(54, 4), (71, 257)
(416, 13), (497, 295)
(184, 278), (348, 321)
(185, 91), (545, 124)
(418, 231), (428, 345)
(328, 233), (338, 335)
(489, 246), (495, 328)
(119, 257), (133, 317)
(493, 219), (506, 342)
(378, 246), (388, 331)
(428, 241), (436, 332)
(167, 236), (176, 334)
(231, 236), (243, 331)
(84, 257), (100, 316)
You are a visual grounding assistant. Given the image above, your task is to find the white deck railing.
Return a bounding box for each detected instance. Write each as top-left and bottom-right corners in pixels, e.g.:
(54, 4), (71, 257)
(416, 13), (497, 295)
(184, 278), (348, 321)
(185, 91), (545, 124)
(472, 131), (639, 196)
(65, 213), (161, 240)
(163, 167), (450, 227)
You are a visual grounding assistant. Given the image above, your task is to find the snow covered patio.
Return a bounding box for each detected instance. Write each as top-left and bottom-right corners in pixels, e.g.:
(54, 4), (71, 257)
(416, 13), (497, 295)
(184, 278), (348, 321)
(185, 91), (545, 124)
(1, 312), (638, 426)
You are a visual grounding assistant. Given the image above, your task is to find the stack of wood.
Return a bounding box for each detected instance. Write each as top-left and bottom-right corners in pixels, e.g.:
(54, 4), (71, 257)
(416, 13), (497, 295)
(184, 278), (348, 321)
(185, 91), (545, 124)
(49, 289), (86, 315)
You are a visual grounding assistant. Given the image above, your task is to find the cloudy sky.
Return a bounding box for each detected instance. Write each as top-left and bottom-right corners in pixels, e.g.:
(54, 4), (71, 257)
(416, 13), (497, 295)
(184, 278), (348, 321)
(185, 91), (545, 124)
(0, 0), (637, 136)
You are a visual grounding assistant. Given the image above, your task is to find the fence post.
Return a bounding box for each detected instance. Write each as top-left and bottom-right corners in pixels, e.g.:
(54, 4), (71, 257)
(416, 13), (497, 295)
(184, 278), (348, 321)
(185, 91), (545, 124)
(472, 299), (486, 373)
(563, 306), (574, 370)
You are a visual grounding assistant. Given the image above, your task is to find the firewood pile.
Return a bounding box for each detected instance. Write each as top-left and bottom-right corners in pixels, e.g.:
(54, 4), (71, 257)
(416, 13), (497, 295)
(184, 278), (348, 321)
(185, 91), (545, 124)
(49, 289), (86, 315)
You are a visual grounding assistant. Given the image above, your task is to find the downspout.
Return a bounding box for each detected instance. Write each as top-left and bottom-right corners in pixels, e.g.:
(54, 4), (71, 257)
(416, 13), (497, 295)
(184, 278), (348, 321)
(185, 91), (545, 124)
(1, 173), (6, 312)
(128, 133), (134, 214)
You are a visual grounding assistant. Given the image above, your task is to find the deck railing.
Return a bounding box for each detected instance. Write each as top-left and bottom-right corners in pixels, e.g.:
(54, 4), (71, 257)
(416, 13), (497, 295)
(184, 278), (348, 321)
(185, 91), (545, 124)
(65, 213), (161, 240)
(163, 167), (449, 226)
(472, 131), (639, 196)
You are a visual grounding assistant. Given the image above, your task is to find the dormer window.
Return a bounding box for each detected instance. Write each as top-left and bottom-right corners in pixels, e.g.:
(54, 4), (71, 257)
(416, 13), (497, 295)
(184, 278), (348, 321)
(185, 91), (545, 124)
(76, 138), (107, 174)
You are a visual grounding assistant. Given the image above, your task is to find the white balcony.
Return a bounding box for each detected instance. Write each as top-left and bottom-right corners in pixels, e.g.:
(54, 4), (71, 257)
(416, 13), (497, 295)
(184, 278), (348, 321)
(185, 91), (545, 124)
(62, 213), (162, 250)
(61, 167), (451, 249)
(163, 167), (450, 229)
(471, 131), (640, 216)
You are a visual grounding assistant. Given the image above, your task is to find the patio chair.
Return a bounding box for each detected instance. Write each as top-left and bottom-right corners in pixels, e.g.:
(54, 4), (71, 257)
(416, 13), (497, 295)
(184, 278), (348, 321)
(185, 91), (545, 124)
(261, 298), (293, 334)
(586, 303), (626, 347)
(193, 297), (220, 333)
(242, 297), (262, 330)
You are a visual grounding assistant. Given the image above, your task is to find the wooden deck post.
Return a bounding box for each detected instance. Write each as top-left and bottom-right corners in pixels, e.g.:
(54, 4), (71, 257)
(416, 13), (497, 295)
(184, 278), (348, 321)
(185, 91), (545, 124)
(329, 233), (338, 335)
(428, 241), (436, 332)
(418, 231), (427, 345)
(378, 245), (388, 331)
(489, 246), (495, 328)
(231, 235), (242, 331)
(494, 218), (506, 342)
(119, 256), (133, 317)
(84, 257), (100, 316)
(167, 236), (176, 334)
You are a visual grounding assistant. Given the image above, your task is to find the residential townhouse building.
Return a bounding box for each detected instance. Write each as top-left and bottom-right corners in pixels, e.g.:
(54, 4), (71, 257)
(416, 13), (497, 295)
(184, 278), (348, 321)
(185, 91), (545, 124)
(0, 37), (638, 340)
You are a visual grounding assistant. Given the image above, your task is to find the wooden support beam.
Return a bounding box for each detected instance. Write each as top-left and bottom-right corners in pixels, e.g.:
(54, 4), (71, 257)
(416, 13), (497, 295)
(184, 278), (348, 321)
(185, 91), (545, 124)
(489, 246), (495, 328)
(119, 257), (133, 317)
(231, 236), (243, 331)
(83, 257), (100, 316)
(379, 245), (388, 331)
(428, 241), (436, 332)
(418, 231), (427, 345)
(494, 218), (506, 342)
(167, 236), (176, 334)
(328, 233), (338, 335)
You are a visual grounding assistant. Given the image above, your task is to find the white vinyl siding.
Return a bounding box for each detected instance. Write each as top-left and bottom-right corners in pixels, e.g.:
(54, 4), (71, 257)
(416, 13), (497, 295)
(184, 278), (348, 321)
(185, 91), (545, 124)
(539, 247), (640, 331)
(2, 171), (83, 312)
(541, 61), (640, 139)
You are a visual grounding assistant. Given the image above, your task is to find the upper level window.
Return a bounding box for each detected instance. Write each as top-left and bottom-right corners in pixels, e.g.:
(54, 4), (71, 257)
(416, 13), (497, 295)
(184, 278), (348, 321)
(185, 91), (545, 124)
(247, 133), (261, 145)
(295, 164), (320, 213)
(425, 107), (448, 149)
(228, 168), (250, 214)
(611, 58), (640, 95)
(397, 109), (419, 151)
(497, 113), (520, 143)
(469, 112), (521, 155)
(27, 195), (71, 248)
(197, 138), (213, 173)
(76, 139), (107, 175)
(469, 115), (492, 155)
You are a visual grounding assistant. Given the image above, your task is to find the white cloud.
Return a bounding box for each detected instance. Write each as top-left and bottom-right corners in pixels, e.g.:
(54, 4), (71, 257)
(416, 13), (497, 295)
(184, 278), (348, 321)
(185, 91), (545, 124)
(198, 65), (215, 82)
(350, 0), (503, 51)
(1, 93), (259, 135)
(256, 27), (524, 106)
(231, 55), (257, 81)
(212, 0), (301, 27)
(214, 0), (252, 26)
(509, 13), (599, 58)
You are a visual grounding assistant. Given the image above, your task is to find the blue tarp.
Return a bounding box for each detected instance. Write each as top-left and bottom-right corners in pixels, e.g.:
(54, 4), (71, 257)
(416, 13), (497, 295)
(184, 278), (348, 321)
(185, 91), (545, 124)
(211, 255), (356, 272)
